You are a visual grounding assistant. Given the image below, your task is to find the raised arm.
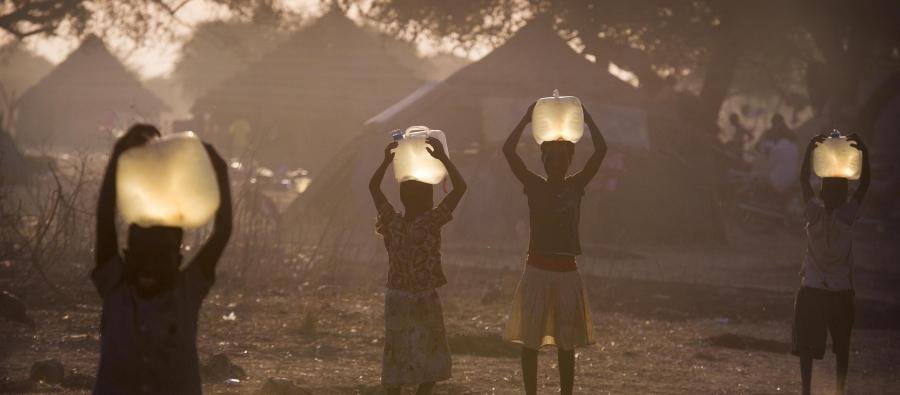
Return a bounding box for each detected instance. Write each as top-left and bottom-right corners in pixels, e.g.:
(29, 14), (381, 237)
(571, 105), (608, 188)
(192, 144), (233, 280)
(848, 134), (870, 204)
(370, 141), (398, 210)
(95, 153), (121, 268)
(503, 102), (540, 185)
(426, 137), (467, 212)
(95, 127), (159, 268)
(800, 134), (825, 202)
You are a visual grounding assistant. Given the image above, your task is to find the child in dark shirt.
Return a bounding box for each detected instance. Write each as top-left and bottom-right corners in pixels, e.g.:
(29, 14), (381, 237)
(92, 124), (232, 394)
(792, 133), (869, 395)
(502, 103), (607, 395)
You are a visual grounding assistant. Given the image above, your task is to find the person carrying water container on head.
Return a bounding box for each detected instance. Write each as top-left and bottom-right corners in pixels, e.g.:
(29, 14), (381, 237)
(501, 91), (606, 395)
(369, 127), (467, 395)
(792, 130), (869, 395)
(92, 124), (232, 394)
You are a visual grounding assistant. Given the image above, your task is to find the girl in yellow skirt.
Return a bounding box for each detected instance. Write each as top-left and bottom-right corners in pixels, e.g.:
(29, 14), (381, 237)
(502, 102), (605, 394)
(369, 137), (467, 395)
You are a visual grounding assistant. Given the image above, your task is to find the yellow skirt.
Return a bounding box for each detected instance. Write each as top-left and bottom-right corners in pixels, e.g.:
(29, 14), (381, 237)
(503, 265), (596, 350)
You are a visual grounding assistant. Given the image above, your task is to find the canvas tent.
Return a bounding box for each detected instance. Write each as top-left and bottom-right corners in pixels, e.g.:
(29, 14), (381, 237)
(290, 16), (724, 256)
(189, 10), (425, 170)
(15, 35), (168, 150)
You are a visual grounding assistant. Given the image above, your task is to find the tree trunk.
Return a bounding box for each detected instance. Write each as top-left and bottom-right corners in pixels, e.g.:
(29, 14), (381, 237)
(697, 12), (743, 131)
(857, 72), (900, 141)
(805, 2), (867, 128)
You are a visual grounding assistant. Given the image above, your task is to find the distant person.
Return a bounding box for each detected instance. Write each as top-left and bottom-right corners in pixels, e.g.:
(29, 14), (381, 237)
(757, 114), (800, 208)
(726, 112), (752, 168)
(369, 137), (467, 395)
(92, 124), (232, 394)
(793, 133), (870, 395)
(502, 103), (606, 395)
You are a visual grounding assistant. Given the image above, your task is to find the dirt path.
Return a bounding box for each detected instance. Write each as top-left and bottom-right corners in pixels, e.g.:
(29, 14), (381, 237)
(2, 232), (899, 394)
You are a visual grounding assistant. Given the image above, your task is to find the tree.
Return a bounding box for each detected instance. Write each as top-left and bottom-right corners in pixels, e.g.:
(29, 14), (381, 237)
(171, 19), (286, 100)
(0, 1), (189, 43)
(797, 0), (900, 138)
(351, 0), (900, 137)
(0, 0), (316, 44)
(353, 1), (742, 132)
(0, 0), (89, 39)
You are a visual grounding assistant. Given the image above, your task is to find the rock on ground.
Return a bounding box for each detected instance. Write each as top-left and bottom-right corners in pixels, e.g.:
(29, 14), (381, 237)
(61, 369), (96, 390)
(256, 377), (314, 395)
(0, 290), (35, 328)
(201, 353), (247, 383)
(29, 359), (64, 384)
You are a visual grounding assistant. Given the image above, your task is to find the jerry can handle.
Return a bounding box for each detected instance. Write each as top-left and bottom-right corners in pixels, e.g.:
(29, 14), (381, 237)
(405, 125), (430, 136)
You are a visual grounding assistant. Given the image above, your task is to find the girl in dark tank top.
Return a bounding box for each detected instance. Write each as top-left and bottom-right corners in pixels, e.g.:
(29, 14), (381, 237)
(501, 101), (608, 395)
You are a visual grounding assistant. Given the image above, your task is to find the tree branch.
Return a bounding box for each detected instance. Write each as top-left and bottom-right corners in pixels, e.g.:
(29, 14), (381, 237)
(0, 0), (82, 39)
(580, 34), (667, 95)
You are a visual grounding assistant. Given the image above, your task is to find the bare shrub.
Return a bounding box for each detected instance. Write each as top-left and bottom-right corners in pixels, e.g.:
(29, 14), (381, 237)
(0, 151), (99, 302)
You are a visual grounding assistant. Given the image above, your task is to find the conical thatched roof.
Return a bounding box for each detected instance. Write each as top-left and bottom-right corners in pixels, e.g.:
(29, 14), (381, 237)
(16, 35), (168, 149)
(0, 44), (54, 96)
(363, 15), (644, 146)
(293, 17), (720, 248)
(191, 10), (424, 169)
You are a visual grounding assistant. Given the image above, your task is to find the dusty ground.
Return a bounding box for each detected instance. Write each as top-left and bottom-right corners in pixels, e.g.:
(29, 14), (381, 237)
(2, 228), (899, 394)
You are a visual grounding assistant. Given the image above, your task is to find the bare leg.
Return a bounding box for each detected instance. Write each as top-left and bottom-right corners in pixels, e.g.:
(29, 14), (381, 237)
(836, 350), (849, 395)
(521, 347), (538, 395)
(384, 385), (401, 395)
(800, 356), (813, 395)
(416, 382), (435, 395)
(558, 348), (575, 395)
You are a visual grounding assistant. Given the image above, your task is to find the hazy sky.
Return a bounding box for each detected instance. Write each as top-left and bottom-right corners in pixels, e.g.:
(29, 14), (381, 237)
(6, 0), (321, 79)
(4, 0), (636, 87)
(6, 0), (495, 80)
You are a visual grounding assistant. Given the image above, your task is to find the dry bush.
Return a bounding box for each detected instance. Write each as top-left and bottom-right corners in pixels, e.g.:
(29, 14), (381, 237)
(0, 151), (99, 302)
(0, 136), (382, 302)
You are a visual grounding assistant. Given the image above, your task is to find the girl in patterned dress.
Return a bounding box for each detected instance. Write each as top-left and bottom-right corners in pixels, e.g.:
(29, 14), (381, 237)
(369, 136), (467, 395)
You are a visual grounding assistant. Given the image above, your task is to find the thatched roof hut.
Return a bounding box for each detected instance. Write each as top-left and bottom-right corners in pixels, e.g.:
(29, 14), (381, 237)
(16, 35), (167, 150)
(290, 17), (722, 254)
(190, 10), (425, 169)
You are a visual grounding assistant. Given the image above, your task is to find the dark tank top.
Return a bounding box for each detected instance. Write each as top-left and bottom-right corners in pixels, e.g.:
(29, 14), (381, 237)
(524, 176), (584, 255)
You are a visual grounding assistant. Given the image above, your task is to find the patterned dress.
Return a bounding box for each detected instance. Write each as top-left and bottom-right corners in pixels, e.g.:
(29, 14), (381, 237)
(376, 201), (453, 385)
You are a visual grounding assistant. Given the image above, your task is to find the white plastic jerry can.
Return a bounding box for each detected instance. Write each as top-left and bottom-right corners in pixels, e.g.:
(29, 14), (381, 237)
(392, 125), (449, 185)
(116, 131), (221, 228)
(812, 130), (862, 180)
(532, 89), (584, 144)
